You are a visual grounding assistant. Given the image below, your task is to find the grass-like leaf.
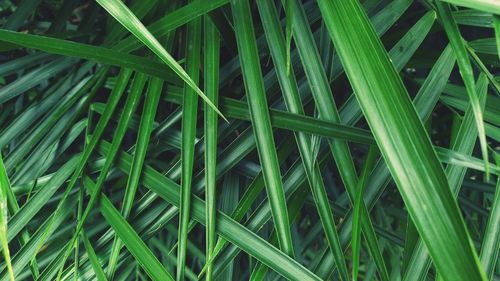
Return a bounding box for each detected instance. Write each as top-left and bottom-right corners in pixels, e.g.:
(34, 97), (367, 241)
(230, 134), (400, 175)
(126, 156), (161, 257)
(316, 1), (487, 280)
(479, 153), (500, 280)
(0, 154), (15, 281)
(494, 15), (500, 60)
(231, 0), (294, 257)
(403, 73), (489, 281)
(83, 178), (175, 281)
(177, 10), (202, 280)
(442, 0), (500, 15)
(257, 0), (348, 278)
(97, 140), (321, 281)
(164, 87), (374, 144)
(1, 1), (498, 280)
(95, 0), (226, 120)
(53, 71), (147, 280)
(286, 0), (391, 277)
(435, 1), (490, 180)
(105, 72), (151, 279)
(82, 231), (108, 281)
(33, 68), (132, 272)
(0, 30), (180, 84)
(352, 147), (378, 281)
(198, 138), (294, 279)
(203, 16), (220, 281)
(115, 0), (230, 53)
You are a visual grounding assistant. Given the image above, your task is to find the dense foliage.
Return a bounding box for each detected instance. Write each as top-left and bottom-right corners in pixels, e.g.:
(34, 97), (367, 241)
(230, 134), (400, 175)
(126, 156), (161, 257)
(0, 0), (499, 280)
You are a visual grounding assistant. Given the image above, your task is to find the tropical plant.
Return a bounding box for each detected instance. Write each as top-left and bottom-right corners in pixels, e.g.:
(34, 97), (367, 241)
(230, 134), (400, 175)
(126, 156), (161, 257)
(0, 0), (498, 280)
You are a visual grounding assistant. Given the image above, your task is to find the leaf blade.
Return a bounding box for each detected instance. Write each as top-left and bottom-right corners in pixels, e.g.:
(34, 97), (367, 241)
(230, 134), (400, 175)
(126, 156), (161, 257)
(203, 16), (220, 281)
(177, 10), (201, 280)
(95, 0), (226, 120)
(435, 1), (490, 180)
(316, 1), (487, 280)
(230, 0), (294, 257)
(0, 154), (15, 281)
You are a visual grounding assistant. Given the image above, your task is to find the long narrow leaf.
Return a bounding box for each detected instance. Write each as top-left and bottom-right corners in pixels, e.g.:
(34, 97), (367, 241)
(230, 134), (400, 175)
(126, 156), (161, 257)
(435, 1), (489, 179)
(403, 74), (489, 281)
(95, 0), (226, 120)
(231, 0), (294, 257)
(83, 178), (175, 281)
(203, 16), (220, 281)
(177, 10), (201, 280)
(106, 73), (153, 279)
(54, 72), (148, 281)
(82, 231), (108, 281)
(286, 1), (390, 277)
(479, 153), (500, 280)
(494, 15), (500, 61)
(442, 0), (500, 15)
(0, 155), (14, 281)
(33, 68), (133, 270)
(316, 1), (486, 280)
(97, 141), (321, 281)
(115, 0), (230, 53)
(0, 30), (180, 84)
(256, 0), (348, 278)
(352, 147), (378, 281)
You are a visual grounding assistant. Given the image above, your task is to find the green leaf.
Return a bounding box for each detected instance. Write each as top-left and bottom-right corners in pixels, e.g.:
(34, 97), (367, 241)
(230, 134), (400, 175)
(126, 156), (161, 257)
(286, 0), (392, 278)
(0, 154), (15, 281)
(480, 153), (500, 280)
(256, 0), (348, 279)
(341, 10), (437, 125)
(198, 138), (295, 279)
(5, 156), (79, 244)
(90, 73), (149, 279)
(177, 10), (201, 280)
(352, 147), (378, 281)
(403, 74), (489, 281)
(0, 30), (180, 85)
(453, 9), (494, 28)
(164, 86), (374, 144)
(53, 71), (147, 280)
(3, 0), (42, 31)
(248, 182), (310, 281)
(1, 1), (498, 280)
(231, 0), (294, 257)
(0, 196), (74, 281)
(494, 15), (500, 60)
(115, 0), (230, 53)
(442, 0), (500, 15)
(203, 16), (220, 281)
(316, 1), (487, 280)
(96, 140), (321, 281)
(95, 0), (226, 121)
(83, 178), (175, 281)
(0, 57), (73, 104)
(435, 2), (490, 180)
(33, 68), (132, 268)
(284, 0), (293, 75)
(82, 231), (108, 281)
(115, 75), (162, 264)
(1, 67), (108, 170)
